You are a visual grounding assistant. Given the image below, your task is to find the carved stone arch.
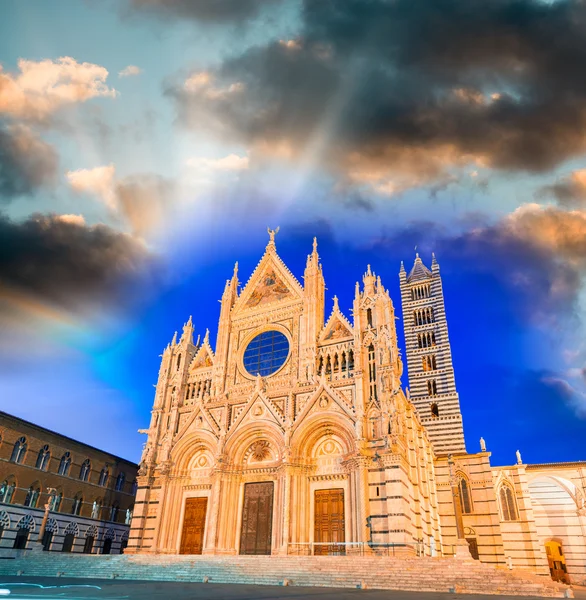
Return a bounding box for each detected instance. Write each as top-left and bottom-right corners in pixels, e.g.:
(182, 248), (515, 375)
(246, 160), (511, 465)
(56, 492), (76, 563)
(0, 510), (10, 529)
(46, 518), (58, 534)
(291, 412), (356, 459)
(171, 430), (218, 474)
(65, 522), (79, 536)
(103, 527), (116, 541)
(224, 420), (284, 467)
(362, 331), (376, 347)
(86, 525), (98, 538)
(17, 514), (36, 532)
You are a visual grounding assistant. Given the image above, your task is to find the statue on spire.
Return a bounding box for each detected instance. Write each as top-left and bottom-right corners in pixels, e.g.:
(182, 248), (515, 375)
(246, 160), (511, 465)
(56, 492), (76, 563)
(267, 226), (280, 244)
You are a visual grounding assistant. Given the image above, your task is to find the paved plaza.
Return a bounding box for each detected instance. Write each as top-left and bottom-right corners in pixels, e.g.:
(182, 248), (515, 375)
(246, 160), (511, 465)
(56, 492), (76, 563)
(0, 578), (583, 600)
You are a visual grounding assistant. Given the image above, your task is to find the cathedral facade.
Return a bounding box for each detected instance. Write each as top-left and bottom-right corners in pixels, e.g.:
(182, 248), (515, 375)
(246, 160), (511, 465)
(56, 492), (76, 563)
(128, 232), (586, 586)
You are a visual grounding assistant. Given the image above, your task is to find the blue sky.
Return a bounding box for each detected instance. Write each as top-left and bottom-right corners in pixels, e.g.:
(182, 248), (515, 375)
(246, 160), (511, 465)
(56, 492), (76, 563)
(1, 0), (585, 465)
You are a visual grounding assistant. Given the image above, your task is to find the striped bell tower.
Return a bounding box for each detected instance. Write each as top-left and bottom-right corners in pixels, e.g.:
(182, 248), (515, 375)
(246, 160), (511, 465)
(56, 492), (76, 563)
(399, 253), (466, 455)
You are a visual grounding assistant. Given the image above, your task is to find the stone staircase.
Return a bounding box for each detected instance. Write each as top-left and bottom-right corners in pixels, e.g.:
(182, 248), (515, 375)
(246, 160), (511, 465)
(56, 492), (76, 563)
(0, 553), (573, 598)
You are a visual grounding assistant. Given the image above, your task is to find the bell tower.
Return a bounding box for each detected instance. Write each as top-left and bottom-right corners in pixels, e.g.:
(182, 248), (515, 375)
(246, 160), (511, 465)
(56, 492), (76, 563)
(399, 254), (466, 454)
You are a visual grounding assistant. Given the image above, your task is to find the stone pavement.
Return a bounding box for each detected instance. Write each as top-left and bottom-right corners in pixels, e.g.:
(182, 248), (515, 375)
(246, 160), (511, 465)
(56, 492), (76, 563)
(0, 578), (576, 600)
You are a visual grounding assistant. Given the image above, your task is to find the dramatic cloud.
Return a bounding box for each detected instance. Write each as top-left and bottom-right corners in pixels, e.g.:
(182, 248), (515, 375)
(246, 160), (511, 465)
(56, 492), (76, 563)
(538, 169), (586, 208)
(0, 212), (155, 323)
(0, 57), (117, 122)
(0, 122), (58, 201)
(67, 164), (173, 236)
(129, 0), (278, 23)
(168, 0), (586, 193)
(542, 376), (586, 419)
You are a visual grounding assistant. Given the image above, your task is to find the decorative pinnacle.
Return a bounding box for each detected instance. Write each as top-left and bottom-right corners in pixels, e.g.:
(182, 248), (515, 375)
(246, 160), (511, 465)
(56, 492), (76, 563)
(203, 328), (210, 343)
(233, 261), (239, 278)
(333, 295), (339, 310)
(313, 237), (318, 253)
(171, 331), (177, 346)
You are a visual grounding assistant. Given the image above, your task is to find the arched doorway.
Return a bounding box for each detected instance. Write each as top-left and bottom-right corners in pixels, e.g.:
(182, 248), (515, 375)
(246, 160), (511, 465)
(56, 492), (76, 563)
(545, 540), (570, 584)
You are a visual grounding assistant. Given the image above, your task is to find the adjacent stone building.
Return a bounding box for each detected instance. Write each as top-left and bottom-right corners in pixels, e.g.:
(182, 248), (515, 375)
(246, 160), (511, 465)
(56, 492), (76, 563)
(0, 411), (138, 554)
(129, 231), (585, 586)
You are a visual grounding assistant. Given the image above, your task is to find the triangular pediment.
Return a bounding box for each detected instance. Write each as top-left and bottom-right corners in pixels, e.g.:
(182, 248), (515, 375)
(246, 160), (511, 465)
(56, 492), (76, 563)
(227, 389), (285, 436)
(190, 338), (214, 371)
(233, 246), (303, 314)
(320, 301), (354, 344)
(293, 378), (356, 430)
(175, 404), (220, 443)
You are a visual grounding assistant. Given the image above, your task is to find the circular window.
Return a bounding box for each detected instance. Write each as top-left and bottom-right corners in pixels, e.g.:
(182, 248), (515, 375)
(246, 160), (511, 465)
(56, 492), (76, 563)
(242, 330), (289, 377)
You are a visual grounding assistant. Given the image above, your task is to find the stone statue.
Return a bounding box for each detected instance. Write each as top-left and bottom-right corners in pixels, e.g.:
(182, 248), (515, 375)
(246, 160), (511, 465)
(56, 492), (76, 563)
(125, 509), (132, 525)
(516, 449), (522, 465)
(480, 437), (486, 452)
(91, 501), (99, 519)
(267, 226), (280, 243)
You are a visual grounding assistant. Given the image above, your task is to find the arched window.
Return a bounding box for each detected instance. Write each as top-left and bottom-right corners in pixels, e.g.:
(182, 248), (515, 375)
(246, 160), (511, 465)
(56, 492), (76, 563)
(35, 445), (50, 471)
(98, 467), (109, 487)
(430, 402), (439, 418)
(0, 511), (9, 542)
(317, 356), (323, 375)
(62, 522), (78, 552)
(347, 350), (354, 372)
(23, 484), (40, 508)
(79, 459), (91, 482)
(49, 490), (62, 512)
(10, 437), (27, 464)
(366, 308), (373, 327)
(458, 475), (472, 514)
(0, 479), (16, 504)
(109, 503), (119, 522)
(499, 484), (518, 521)
(71, 494), (83, 516)
(13, 515), (35, 550)
(58, 452), (71, 476)
(176, 354), (182, 371)
(115, 472), (125, 492)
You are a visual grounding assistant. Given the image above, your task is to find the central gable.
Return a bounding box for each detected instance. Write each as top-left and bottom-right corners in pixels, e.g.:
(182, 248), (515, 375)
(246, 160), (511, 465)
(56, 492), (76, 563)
(233, 244), (303, 315)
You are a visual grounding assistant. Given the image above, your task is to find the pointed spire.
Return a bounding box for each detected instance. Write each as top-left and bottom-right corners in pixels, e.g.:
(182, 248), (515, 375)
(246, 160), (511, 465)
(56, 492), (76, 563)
(431, 251), (440, 272)
(333, 295), (339, 311)
(363, 264), (376, 294)
(203, 328), (210, 344)
(171, 331), (177, 346)
(406, 253), (432, 283)
(313, 236), (318, 254)
(195, 334), (201, 347)
(181, 315), (194, 344)
(355, 281), (360, 299)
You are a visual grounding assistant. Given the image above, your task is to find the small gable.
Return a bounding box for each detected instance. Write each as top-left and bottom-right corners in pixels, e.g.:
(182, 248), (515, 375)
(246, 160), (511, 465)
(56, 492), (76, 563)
(320, 297), (354, 343)
(190, 340), (214, 371)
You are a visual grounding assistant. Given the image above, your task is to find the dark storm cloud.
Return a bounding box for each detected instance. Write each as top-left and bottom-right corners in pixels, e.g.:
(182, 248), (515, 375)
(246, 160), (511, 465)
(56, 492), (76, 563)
(168, 0), (586, 187)
(537, 170), (586, 208)
(0, 123), (58, 201)
(0, 213), (157, 319)
(129, 0), (277, 23)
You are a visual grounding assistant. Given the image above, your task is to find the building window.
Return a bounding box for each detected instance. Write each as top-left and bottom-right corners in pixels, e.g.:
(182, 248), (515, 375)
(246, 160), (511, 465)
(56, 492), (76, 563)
(366, 308), (373, 327)
(79, 459), (91, 482)
(368, 344), (377, 401)
(458, 476), (472, 514)
(176, 354), (182, 371)
(98, 467), (109, 487)
(10, 437), (27, 464)
(422, 355), (437, 371)
(0, 479), (16, 504)
(23, 485), (40, 508)
(131, 480), (138, 495)
(499, 484), (519, 521)
(0, 511), (9, 542)
(428, 380), (438, 396)
(58, 452), (71, 476)
(242, 330), (290, 377)
(36, 445), (51, 471)
(49, 491), (62, 512)
(430, 402), (439, 418)
(109, 503), (120, 522)
(71, 494), (83, 516)
(115, 472), (125, 492)
(13, 515), (35, 550)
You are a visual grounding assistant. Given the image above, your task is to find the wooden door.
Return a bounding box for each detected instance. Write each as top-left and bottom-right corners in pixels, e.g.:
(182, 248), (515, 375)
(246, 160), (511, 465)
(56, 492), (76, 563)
(545, 541), (570, 584)
(180, 497), (208, 555)
(314, 488), (345, 555)
(239, 482), (274, 555)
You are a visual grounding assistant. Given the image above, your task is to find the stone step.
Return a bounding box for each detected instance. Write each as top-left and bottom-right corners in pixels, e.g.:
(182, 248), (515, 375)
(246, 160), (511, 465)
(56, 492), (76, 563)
(0, 554), (572, 598)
